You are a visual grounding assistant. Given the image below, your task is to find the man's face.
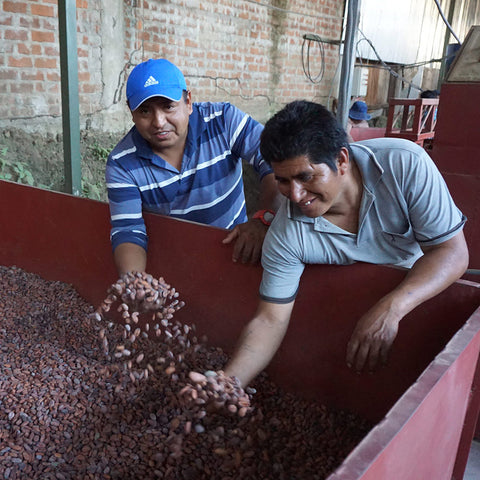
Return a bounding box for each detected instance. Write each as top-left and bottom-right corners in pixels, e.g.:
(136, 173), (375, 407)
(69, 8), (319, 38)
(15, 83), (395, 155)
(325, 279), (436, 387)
(131, 92), (193, 155)
(272, 150), (349, 218)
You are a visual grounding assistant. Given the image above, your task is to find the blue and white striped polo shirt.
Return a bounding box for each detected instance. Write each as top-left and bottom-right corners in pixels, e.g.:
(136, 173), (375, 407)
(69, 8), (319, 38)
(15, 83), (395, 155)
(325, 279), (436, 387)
(106, 101), (272, 251)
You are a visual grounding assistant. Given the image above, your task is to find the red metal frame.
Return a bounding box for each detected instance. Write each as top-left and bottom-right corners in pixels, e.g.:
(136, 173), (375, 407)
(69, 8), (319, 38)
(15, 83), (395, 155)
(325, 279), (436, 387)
(430, 82), (480, 272)
(0, 180), (479, 479)
(329, 308), (480, 479)
(430, 81), (480, 440)
(453, 344), (480, 478)
(385, 98), (439, 146)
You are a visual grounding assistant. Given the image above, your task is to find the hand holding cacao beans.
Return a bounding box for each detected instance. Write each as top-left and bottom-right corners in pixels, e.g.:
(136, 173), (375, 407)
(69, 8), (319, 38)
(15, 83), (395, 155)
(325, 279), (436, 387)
(179, 370), (254, 418)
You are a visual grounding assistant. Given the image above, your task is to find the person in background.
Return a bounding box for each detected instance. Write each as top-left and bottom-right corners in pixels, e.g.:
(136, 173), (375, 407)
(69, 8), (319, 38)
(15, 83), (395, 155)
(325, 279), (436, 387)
(420, 89), (440, 100)
(223, 100), (468, 387)
(106, 59), (280, 276)
(420, 89), (440, 124)
(346, 100), (371, 142)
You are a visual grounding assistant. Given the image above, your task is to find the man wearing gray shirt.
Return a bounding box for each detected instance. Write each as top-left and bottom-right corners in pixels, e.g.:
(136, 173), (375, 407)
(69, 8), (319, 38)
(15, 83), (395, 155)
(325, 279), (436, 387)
(224, 100), (468, 387)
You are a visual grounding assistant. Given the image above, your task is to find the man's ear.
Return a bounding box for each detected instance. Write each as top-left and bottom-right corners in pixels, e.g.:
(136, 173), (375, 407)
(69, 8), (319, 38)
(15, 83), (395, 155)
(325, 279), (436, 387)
(185, 90), (193, 115)
(336, 147), (350, 175)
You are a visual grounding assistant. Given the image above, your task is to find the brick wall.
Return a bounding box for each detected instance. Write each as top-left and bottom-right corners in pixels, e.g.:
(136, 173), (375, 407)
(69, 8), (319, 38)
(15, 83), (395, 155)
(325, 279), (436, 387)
(0, 0), (345, 134)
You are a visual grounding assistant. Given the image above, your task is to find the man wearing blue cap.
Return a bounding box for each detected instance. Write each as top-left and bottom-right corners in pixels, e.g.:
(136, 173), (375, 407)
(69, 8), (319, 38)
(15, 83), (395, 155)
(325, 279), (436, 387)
(346, 100), (371, 142)
(106, 59), (280, 276)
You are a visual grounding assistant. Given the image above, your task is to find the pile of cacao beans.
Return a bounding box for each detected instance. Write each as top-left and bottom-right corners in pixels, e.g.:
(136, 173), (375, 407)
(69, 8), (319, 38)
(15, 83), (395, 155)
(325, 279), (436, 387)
(0, 266), (372, 480)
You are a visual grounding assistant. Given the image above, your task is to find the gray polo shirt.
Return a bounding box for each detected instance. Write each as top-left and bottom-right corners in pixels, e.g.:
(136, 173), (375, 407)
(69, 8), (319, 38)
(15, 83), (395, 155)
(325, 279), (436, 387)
(260, 138), (466, 303)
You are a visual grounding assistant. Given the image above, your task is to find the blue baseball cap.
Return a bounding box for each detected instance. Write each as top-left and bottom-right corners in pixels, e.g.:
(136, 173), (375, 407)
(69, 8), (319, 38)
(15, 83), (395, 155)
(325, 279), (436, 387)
(349, 101), (371, 121)
(126, 59), (187, 111)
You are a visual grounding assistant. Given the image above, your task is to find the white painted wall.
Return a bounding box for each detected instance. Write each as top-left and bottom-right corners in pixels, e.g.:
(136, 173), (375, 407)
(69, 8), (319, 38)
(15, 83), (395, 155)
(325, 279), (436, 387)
(356, 0), (466, 65)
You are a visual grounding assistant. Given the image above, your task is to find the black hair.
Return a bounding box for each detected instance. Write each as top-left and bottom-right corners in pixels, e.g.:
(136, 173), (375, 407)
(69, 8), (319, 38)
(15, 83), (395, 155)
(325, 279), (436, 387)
(260, 100), (350, 171)
(420, 89), (440, 99)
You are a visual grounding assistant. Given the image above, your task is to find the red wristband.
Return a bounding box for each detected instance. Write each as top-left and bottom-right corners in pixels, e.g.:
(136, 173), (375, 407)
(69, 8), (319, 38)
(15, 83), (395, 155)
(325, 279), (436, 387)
(252, 209), (275, 226)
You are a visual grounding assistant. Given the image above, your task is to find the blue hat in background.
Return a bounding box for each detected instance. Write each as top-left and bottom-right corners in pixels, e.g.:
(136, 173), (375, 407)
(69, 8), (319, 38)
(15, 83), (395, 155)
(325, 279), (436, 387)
(349, 101), (371, 121)
(126, 59), (187, 111)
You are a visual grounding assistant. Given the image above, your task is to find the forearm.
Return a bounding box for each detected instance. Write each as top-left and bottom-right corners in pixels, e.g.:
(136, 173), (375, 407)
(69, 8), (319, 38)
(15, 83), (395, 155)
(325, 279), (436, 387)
(384, 231), (469, 318)
(224, 300), (294, 387)
(346, 232), (468, 372)
(113, 242), (147, 277)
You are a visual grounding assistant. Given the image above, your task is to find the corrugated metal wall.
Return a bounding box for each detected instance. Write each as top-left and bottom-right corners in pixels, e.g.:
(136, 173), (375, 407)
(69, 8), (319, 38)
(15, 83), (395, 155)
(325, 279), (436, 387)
(357, 0), (480, 64)
(352, 0), (480, 112)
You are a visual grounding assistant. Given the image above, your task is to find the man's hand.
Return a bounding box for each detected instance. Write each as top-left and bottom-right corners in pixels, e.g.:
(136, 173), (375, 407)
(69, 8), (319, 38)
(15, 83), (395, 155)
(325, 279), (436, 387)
(178, 370), (254, 417)
(345, 296), (401, 373)
(346, 230), (469, 373)
(222, 218), (269, 264)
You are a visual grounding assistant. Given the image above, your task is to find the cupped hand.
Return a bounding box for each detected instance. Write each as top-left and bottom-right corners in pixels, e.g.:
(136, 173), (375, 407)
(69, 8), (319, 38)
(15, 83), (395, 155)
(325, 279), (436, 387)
(179, 370), (254, 417)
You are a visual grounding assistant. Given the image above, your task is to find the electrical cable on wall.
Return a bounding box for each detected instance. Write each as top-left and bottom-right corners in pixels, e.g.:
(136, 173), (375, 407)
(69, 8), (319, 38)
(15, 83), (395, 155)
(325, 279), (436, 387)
(356, 29), (424, 93)
(401, 55), (451, 69)
(433, 0), (462, 45)
(301, 34), (326, 84)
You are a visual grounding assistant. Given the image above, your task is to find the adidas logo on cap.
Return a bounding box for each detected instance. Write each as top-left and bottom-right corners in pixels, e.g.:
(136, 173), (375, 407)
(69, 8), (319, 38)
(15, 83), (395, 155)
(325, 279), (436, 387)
(144, 76), (159, 87)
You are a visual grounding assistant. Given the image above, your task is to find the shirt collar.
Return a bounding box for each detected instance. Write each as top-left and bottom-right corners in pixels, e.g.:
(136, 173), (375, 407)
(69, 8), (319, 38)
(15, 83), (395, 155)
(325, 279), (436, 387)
(349, 142), (383, 191)
(132, 127), (154, 160)
(185, 104), (208, 145)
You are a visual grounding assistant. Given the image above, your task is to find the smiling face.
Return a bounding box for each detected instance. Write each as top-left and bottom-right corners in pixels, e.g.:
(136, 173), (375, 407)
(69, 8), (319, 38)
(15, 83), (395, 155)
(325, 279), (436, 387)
(272, 149), (351, 218)
(131, 92), (193, 156)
